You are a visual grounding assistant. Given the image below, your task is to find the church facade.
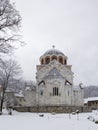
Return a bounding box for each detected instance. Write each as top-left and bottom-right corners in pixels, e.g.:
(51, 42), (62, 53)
(1, 47), (84, 110)
(35, 47), (84, 107)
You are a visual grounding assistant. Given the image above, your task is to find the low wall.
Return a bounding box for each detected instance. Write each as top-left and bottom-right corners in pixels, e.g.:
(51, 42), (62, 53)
(13, 106), (91, 113)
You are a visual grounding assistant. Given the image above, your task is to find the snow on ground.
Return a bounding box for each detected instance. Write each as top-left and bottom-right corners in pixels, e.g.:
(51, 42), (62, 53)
(0, 110), (98, 130)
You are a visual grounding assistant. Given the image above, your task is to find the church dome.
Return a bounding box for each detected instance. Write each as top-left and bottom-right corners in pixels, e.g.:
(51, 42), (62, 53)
(40, 46), (67, 65)
(43, 48), (65, 56)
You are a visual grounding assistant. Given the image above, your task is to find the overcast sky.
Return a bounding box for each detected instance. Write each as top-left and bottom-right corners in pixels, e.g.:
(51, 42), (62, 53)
(11, 0), (98, 86)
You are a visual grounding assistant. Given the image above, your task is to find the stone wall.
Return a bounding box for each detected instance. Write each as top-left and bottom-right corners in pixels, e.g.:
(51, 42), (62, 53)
(36, 60), (84, 107)
(23, 90), (36, 106)
(14, 106), (91, 113)
(72, 88), (84, 106)
(37, 79), (73, 106)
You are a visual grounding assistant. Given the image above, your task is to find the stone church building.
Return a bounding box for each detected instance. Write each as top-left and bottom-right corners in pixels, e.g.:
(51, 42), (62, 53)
(35, 47), (84, 107)
(0, 47), (84, 111)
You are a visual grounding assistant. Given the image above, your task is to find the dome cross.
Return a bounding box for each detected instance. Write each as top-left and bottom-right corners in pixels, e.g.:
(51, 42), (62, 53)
(52, 45), (55, 49)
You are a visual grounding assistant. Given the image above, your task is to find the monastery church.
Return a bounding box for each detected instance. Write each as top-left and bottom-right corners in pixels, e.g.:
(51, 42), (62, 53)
(33, 46), (84, 107)
(0, 47), (84, 109)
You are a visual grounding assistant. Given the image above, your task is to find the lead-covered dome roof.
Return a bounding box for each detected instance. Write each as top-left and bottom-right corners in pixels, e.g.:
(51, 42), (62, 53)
(42, 48), (65, 57)
(39, 46), (67, 65)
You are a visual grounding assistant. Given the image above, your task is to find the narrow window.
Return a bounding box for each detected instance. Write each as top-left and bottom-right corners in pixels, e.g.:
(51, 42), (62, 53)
(40, 91), (43, 96)
(64, 59), (67, 65)
(54, 87), (56, 95)
(56, 87), (58, 95)
(41, 59), (44, 64)
(53, 87), (59, 96)
(68, 91), (70, 96)
(59, 56), (63, 64)
(53, 87), (55, 96)
(45, 57), (50, 64)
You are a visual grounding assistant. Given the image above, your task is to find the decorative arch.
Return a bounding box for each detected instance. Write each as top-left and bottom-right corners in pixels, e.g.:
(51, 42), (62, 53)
(38, 80), (45, 86)
(51, 55), (57, 61)
(41, 58), (44, 64)
(59, 56), (63, 64)
(45, 56), (50, 64)
(65, 80), (72, 86)
(64, 59), (67, 65)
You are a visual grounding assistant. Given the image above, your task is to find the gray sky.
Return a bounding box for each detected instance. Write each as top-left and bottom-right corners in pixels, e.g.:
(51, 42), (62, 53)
(12, 0), (98, 86)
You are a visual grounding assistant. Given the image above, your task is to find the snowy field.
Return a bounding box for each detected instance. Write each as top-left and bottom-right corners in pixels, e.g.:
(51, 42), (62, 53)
(0, 110), (98, 130)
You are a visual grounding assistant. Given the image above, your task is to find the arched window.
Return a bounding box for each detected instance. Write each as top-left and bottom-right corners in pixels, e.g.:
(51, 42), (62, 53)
(41, 58), (44, 64)
(51, 55), (57, 61)
(64, 59), (67, 65)
(45, 57), (50, 64)
(59, 56), (63, 64)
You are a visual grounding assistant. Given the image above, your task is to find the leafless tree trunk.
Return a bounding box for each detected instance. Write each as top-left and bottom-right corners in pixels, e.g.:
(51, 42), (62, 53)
(0, 59), (22, 112)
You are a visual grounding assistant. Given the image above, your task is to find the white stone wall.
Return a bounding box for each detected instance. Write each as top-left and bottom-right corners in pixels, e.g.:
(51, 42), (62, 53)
(20, 59), (84, 107)
(36, 60), (74, 106)
(23, 90), (36, 106)
(72, 87), (84, 106)
(37, 79), (73, 106)
(36, 60), (74, 85)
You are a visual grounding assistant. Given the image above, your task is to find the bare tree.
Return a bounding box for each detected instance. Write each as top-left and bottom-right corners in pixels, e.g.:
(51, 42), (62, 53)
(0, 59), (22, 112)
(0, 0), (22, 55)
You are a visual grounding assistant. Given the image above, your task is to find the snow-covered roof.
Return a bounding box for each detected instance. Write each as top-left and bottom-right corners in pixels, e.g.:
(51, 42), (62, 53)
(25, 86), (31, 91)
(5, 89), (16, 93)
(5, 89), (12, 92)
(84, 97), (98, 103)
(14, 91), (24, 98)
